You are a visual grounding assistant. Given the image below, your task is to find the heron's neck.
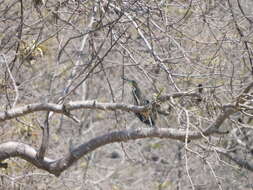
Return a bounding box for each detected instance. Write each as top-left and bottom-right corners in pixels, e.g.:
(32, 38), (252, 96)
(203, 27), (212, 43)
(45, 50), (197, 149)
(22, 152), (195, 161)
(132, 87), (142, 104)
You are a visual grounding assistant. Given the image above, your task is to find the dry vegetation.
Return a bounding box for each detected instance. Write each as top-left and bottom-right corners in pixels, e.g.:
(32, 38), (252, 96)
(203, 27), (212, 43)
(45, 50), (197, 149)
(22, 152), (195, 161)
(0, 0), (253, 189)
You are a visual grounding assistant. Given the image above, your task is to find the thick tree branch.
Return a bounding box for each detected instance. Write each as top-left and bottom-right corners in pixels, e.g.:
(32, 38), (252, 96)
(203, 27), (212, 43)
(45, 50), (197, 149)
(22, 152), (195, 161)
(0, 141), (54, 170)
(0, 101), (145, 122)
(0, 92), (245, 175)
(0, 124), (230, 176)
(0, 92), (200, 122)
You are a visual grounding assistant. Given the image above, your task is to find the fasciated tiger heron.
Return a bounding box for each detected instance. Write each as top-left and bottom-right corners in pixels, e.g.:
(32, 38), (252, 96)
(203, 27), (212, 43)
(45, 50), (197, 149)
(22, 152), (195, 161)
(122, 77), (157, 127)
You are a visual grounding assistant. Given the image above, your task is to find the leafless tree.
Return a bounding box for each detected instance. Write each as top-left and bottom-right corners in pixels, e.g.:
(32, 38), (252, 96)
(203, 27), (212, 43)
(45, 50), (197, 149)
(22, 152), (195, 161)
(0, 0), (253, 189)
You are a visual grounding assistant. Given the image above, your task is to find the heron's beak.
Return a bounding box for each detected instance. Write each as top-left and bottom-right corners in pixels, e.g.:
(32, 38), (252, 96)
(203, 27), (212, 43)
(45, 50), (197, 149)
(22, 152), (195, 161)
(121, 77), (132, 82)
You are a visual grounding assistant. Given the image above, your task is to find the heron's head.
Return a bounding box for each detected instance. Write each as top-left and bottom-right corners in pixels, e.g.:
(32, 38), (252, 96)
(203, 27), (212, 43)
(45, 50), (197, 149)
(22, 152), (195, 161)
(122, 77), (138, 89)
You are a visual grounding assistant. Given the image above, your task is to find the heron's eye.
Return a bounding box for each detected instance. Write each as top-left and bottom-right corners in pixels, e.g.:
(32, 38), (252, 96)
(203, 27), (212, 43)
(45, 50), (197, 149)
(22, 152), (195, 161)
(143, 100), (150, 104)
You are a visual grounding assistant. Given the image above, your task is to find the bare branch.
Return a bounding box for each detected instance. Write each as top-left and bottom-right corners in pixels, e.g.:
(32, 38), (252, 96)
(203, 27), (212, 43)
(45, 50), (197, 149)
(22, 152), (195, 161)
(215, 147), (253, 172)
(0, 92), (201, 122)
(158, 92), (201, 102)
(0, 125), (229, 176)
(36, 112), (50, 160)
(0, 101), (146, 122)
(205, 104), (237, 133)
(1, 54), (19, 107)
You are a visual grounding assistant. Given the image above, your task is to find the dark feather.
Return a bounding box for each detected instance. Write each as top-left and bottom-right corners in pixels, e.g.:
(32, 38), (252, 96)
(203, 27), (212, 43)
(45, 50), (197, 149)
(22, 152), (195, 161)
(122, 77), (157, 127)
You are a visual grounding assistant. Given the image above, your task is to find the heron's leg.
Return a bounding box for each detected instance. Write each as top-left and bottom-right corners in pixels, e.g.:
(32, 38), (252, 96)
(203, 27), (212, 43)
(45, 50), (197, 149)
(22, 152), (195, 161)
(147, 115), (156, 127)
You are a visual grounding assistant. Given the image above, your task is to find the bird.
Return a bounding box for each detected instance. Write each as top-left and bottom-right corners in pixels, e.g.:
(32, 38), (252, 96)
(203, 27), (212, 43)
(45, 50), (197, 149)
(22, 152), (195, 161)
(196, 83), (203, 102)
(122, 77), (157, 127)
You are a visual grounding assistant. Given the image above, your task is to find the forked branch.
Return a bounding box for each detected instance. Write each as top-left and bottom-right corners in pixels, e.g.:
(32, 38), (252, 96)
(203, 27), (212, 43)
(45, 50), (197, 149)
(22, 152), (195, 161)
(0, 124), (231, 176)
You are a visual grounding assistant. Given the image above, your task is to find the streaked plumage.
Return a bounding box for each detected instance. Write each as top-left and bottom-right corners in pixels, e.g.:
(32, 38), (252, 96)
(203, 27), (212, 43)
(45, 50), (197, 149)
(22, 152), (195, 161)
(123, 78), (156, 127)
